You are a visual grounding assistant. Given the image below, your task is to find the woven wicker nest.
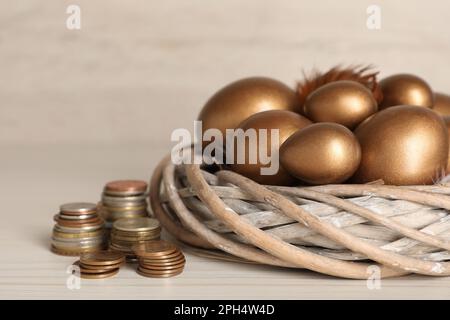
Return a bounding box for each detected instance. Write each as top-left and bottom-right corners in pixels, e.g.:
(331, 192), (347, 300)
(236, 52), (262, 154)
(150, 154), (450, 279)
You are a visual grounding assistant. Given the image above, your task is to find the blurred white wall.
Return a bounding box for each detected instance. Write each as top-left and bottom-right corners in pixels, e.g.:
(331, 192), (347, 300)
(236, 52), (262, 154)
(1, 0), (449, 146)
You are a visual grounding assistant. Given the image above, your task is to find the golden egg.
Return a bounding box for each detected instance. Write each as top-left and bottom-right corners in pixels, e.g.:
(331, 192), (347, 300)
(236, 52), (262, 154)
(280, 123), (361, 185)
(443, 116), (450, 173)
(379, 74), (434, 110)
(432, 93), (450, 116)
(304, 80), (378, 129)
(229, 110), (312, 185)
(353, 105), (448, 185)
(198, 77), (299, 147)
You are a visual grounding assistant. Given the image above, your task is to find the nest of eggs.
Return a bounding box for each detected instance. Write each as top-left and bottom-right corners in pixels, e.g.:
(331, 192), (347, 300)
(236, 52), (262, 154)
(150, 66), (450, 278)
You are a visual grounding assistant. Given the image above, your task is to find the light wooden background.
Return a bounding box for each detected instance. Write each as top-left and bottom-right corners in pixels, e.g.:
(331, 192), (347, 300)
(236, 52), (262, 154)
(1, 0), (450, 299)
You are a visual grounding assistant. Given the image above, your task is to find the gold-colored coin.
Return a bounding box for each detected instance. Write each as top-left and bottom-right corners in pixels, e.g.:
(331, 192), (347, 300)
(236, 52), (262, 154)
(102, 205), (147, 212)
(52, 229), (104, 239)
(80, 268), (119, 279)
(113, 217), (160, 232)
(132, 240), (178, 258)
(111, 229), (160, 237)
(51, 245), (101, 256)
(80, 251), (125, 266)
(110, 234), (160, 243)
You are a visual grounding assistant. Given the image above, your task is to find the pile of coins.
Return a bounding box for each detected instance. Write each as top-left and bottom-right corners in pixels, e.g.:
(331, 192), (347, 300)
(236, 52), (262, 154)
(100, 180), (149, 227)
(133, 240), (186, 278)
(52, 202), (105, 256)
(74, 251), (125, 279)
(109, 217), (161, 259)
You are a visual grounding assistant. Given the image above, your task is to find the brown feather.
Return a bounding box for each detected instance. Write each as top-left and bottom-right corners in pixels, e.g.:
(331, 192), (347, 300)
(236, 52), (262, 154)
(297, 65), (383, 114)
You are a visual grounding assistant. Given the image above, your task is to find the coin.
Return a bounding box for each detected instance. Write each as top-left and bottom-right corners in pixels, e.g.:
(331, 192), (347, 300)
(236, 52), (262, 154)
(136, 266), (183, 278)
(140, 255), (185, 266)
(52, 239), (105, 249)
(80, 251), (125, 266)
(104, 180), (148, 195)
(58, 213), (98, 220)
(51, 245), (101, 256)
(113, 217), (160, 232)
(60, 202), (97, 214)
(80, 262), (123, 271)
(132, 240), (178, 257)
(52, 229), (104, 239)
(102, 205), (147, 212)
(54, 224), (103, 233)
(56, 216), (103, 226)
(139, 261), (185, 270)
(74, 260), (123, 272)
(102, 194), (147, 204)
(80, 268), (119, 279)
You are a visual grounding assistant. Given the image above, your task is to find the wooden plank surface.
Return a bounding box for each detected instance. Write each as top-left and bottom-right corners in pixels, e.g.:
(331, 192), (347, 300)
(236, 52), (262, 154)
(0, 145), (449, 299)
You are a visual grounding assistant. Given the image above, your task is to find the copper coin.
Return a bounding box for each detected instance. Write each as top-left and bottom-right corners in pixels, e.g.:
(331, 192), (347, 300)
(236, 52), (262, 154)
(136, 266), (184, 278)
(80, 251), (125, 266)
(104, 180), (148, 194)
(140, 255), (185, 266)
(79, 262), (124, 271)
(80, 268), (119, 279)
(132, 240), (178, 257)
(139, 261), (185, 270)
(60, 202), (97, 214)
(56, 218), (103, 228)
(139, 250), (183, 261)
(73, 260), (122, 273)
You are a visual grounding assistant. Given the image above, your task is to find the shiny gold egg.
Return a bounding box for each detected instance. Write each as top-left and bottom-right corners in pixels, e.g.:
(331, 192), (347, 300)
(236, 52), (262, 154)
(379, 74), (434, 110)
(432, 93), (450, 116)
(280, 123), (361, 185)
(443, 116), (450, 173)
(198, 77), (299, 146)
(229, 110), (312, 185)
(353, 105), (448, 185)
(304, 80), (378, 129)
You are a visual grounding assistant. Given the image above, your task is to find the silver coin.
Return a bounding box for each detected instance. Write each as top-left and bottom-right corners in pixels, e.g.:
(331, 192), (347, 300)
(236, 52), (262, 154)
(113, 217), (160, 232)
(60, 202), (97, 213)
(53, 224), (103, 233)
(52, 235), (104, 243)
(58, 213), (98, 220)
(102, 194), (147, 203)
(52, 238), (104, 248)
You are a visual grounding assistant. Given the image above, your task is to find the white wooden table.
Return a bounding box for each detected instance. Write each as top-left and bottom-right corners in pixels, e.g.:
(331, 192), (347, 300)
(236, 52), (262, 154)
(1, 0), (450, 299)
(1, 144), (449, 299)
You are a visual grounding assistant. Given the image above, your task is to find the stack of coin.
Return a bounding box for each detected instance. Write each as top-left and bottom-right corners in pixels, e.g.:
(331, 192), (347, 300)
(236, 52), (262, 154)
(133, 240), (186, 278)
(74, 251), (125, 279)
(51, 202), (106, 256)
(109, 217), (161, 259)
(100, 180), (149, 227)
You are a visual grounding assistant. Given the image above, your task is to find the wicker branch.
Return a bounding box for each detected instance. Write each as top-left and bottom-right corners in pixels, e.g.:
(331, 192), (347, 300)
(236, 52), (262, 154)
(149, 153), (450, 279)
